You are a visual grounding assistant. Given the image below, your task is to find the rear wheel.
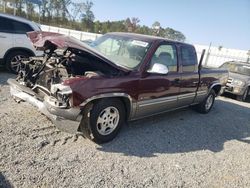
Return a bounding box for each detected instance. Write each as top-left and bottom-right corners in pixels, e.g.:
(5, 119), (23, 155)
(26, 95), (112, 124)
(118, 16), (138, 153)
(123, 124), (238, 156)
(5, 51), (30, 74)
(80, 99), (125, 144)
(195, 89), (216, 114)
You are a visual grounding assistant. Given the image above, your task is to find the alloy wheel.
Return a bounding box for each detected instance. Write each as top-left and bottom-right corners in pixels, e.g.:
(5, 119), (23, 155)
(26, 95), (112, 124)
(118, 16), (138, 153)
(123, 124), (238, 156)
(10, 55), (25, 73)
(205, 94), (214, 111)
(96, 106), (120, 136)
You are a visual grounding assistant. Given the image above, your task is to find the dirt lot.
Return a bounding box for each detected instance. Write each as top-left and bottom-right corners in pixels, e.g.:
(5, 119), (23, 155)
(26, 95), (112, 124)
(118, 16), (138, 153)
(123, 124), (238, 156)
(0, 72), (250, 188)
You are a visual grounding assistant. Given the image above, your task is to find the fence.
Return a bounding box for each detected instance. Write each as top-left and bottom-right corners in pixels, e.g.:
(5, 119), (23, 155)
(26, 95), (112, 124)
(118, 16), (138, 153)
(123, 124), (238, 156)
(195, 44), (249, 67)
(41, 24), (250, 68)
(41, 25), (102, 41)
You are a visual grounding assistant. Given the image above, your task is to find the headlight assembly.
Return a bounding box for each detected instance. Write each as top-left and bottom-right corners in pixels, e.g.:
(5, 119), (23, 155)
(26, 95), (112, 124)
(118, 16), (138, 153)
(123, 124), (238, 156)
(232, 79), (245, 86)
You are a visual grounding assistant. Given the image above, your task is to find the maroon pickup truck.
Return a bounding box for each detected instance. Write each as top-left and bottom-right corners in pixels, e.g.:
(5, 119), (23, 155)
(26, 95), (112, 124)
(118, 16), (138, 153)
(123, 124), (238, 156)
(8, 32), (228, 143)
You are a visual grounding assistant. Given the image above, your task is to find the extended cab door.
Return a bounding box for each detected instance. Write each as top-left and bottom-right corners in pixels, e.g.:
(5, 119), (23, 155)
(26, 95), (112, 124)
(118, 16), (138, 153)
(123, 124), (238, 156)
(0, 16), (13, 59)
(178, 44), (201, 106)
(136, 42), (181, 118)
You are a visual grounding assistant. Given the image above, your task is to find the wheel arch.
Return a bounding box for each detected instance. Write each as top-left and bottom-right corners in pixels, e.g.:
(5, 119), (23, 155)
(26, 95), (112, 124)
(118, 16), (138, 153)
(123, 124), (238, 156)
(209, 83), (221, 96)
(80, 93), (135, 121)
(3, 47), (35, 63)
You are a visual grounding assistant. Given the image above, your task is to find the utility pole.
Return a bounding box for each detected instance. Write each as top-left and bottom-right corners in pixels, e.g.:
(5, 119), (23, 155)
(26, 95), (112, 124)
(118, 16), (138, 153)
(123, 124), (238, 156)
(247, 50), (250, 63)
(3, 0), (6, 13)
(38, 5), (41, 23)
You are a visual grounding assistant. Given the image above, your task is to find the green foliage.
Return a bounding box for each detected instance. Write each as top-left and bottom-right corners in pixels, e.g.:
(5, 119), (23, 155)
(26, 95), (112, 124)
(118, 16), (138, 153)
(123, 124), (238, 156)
(81, 0), (94, 32)
(163, 27), (186, 42)
(0, 0), (186, 42)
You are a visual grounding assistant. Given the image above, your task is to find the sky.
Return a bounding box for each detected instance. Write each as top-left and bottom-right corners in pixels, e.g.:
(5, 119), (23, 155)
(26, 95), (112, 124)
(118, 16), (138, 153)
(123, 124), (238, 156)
(91, 0), (250, 50)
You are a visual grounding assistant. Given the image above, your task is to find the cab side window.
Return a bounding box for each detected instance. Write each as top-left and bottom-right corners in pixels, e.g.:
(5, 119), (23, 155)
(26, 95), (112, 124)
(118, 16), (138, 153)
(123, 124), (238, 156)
(150, 44), (177, 72)
(180, 45), (198, 72)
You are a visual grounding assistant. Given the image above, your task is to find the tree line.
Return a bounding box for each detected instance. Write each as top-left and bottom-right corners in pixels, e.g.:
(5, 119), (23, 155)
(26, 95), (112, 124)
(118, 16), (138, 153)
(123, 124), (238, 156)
(0, 0), (186, 42)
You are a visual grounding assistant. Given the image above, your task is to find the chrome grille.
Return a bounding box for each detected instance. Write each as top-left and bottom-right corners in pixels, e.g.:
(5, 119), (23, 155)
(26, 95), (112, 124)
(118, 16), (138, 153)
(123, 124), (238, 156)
(227, 78), (233, 84)
(225, 78), (234, 91)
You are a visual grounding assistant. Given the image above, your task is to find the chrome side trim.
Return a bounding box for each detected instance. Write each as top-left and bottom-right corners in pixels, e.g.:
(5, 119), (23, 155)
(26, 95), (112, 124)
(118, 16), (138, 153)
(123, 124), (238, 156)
(138, 93), (203, 107)
(79, 93), (136, 119)
(136, 95), (178, 118)
(138, 96), (177, 107)
(196, 90), (208, 96)
(178, 93), (196, 100)
(131, 104), (190, 121)
(136, 91), (209, 119)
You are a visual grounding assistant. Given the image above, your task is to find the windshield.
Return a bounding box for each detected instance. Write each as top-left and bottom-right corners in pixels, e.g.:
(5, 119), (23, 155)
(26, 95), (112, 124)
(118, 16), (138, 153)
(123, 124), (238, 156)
(221, 62), (250, 76)
(90, 35), (150, 69)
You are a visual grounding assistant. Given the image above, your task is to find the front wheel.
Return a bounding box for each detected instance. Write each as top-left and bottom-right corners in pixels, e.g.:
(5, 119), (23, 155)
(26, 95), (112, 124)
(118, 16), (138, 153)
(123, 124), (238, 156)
(80, 99), (125, 144)
(195, 90), (216, 114)
(236, 87), (249, 102)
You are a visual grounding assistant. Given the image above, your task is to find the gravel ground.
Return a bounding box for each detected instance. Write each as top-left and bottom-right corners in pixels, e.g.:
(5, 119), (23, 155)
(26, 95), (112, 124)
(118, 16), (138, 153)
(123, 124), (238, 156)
(0, 72), (250, 188)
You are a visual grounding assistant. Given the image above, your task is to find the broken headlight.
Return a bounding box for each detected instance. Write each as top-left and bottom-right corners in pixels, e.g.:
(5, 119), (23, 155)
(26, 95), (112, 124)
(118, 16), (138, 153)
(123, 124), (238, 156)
(50, 84), (73, 107)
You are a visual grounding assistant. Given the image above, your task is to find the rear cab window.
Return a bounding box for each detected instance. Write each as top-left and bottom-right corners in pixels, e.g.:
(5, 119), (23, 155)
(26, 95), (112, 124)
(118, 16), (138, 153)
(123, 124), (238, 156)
(180, 45), (198, 72)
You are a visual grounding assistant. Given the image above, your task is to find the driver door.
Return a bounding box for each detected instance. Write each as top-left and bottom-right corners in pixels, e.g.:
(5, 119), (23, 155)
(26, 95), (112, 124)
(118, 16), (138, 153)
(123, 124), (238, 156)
(136, 42), (181, 118)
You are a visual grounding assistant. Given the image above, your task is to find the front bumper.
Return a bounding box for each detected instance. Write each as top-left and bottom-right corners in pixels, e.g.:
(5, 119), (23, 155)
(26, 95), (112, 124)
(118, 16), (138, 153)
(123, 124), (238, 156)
(219, 86), (226, 96)
(224, 83), (245, 95)
(7, 79), (82, 134)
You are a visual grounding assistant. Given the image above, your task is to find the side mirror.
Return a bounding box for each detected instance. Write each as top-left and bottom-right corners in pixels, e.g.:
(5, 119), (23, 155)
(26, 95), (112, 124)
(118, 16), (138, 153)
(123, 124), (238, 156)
(147, 63), (169, 75)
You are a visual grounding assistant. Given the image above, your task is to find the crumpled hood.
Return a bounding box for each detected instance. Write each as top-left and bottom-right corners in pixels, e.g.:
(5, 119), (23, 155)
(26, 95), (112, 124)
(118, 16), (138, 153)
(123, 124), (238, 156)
(27, 31), (130, 73)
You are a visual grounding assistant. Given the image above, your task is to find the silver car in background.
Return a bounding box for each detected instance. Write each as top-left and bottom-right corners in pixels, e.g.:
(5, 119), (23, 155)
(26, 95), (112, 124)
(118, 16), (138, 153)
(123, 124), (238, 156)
(221, 61), (250, 101)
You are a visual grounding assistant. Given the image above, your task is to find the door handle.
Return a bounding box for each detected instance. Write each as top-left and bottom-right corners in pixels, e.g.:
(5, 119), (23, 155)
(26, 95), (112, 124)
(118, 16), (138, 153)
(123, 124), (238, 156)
(0, 35), (6, 38)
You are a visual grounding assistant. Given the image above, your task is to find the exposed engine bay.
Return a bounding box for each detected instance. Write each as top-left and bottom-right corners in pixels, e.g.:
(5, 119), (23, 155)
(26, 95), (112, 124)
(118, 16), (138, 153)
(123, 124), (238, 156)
(16, 41), (124, 104)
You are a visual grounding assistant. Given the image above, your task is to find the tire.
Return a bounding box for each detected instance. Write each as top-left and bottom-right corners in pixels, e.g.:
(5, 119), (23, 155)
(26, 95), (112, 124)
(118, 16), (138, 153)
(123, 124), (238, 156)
(80, 99), (125, 144)
(5, 51), (30, 74)
(195, 89), (216, 114)
(237, 87), (249, 102)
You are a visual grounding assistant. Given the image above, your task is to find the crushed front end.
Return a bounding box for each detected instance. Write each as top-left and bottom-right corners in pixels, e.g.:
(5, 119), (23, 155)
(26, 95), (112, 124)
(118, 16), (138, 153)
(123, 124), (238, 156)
(7, 54), (83, 133)
(7, 32), (126, 134)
